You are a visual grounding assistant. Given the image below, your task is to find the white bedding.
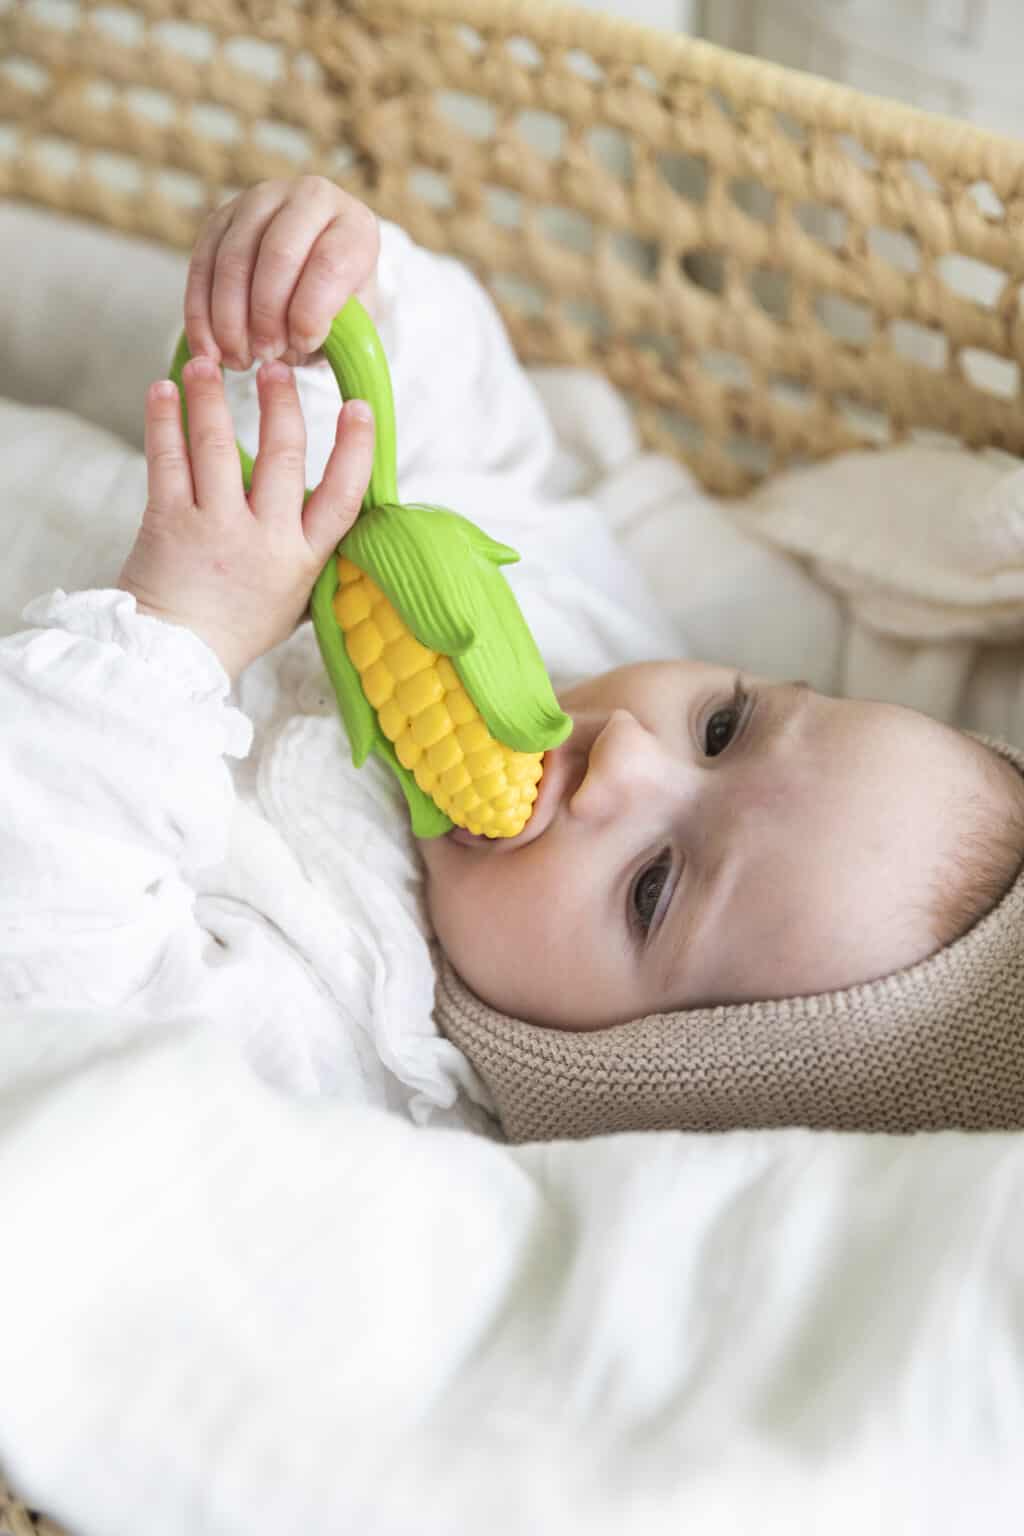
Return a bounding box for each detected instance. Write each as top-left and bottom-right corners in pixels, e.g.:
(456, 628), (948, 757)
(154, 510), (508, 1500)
(2, 202), (1024, 1534)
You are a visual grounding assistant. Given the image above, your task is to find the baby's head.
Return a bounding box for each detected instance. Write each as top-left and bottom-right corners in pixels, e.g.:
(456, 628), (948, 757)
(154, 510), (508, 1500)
(418, 662), (1024, 1137)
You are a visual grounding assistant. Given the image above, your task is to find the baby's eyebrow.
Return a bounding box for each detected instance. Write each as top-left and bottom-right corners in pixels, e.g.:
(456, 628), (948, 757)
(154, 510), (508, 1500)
(742, 678), (810, 762)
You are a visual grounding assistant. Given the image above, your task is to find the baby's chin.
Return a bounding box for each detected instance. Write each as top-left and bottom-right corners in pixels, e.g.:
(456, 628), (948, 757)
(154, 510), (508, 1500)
(416, 829), (477, 907)
(416, 824), (510, 902)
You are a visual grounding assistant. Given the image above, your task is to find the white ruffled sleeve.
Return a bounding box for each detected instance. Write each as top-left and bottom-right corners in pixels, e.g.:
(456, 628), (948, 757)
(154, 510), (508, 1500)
(0, 587), (252, 1009)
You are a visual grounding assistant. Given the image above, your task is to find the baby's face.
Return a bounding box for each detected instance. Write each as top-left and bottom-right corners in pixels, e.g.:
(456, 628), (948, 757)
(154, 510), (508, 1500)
(418, 661), (1002, 1029)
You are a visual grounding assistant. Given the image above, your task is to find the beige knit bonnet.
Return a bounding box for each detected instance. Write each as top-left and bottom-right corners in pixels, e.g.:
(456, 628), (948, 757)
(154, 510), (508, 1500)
(435, 737), (1024, 1143)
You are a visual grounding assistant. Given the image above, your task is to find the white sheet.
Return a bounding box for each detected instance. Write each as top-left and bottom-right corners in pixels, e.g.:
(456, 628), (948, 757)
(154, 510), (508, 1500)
(2, 203), (1024, 1535)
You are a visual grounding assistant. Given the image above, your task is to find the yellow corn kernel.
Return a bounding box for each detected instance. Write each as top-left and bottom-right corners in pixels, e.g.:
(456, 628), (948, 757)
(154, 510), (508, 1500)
(414, 757), (437, 794)
(334, 557), (547, 837)
(474, 770), (506, 801)
(446, 688), (476, 726)
(386, 633), (436, 682)
(395, 730), (421, 770)
(362, 659), (394, 709)
(441, 762), (472, 795)
(345, 618), (383, 670)
(466, 746), (504, 779)
(334, 583), (372, 629)
(456, 720), (490, 755)
(507, 754), (542, 785)
(427, 734), (463, 775)
(373, 599), (406, 644)
(436, 656), (460, 691)
(396, 670), (444, 715)
(377, 697), (407, 743)
(411, 702), (451, 750)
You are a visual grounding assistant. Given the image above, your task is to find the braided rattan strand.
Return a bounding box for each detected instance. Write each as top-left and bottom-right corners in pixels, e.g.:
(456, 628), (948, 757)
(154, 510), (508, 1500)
(0, 1475), (65, 1536)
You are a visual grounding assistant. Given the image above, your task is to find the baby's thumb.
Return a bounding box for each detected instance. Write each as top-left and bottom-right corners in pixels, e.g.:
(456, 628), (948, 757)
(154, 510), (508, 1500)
(303, 399), (375, 563)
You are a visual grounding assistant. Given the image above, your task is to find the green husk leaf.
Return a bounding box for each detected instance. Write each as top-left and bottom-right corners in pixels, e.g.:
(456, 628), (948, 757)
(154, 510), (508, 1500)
(310, 555), (376, 767)
(342, 502), (572, 754)
(371, 734), (454, 838)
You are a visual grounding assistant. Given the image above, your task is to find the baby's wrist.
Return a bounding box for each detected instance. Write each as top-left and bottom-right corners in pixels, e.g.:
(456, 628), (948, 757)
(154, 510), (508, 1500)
(125, 589), (248, 682)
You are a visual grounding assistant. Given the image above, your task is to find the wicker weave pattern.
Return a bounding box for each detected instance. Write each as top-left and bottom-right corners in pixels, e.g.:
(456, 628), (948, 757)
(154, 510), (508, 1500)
(0, 1476), (63, 1536)
(4, 0), (1024, 492)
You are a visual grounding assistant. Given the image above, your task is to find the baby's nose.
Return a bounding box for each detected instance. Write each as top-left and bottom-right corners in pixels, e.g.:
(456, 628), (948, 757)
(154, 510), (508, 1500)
(568, 709), (679, 824)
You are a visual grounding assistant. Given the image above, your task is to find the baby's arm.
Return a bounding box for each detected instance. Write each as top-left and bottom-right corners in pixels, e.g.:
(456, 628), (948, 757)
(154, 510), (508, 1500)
(0, 585), (250, 1010)
(1, 340), (373, 1011)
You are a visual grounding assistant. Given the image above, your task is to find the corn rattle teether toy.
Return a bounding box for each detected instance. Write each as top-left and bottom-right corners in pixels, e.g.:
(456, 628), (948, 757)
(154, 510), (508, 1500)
(169, 299), (572, 838)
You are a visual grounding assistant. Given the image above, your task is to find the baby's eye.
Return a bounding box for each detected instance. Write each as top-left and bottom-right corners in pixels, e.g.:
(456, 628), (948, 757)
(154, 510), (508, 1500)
(704, 677), (751, 758)
(631, 851), (671, 933)
(704, 705), (740, 758)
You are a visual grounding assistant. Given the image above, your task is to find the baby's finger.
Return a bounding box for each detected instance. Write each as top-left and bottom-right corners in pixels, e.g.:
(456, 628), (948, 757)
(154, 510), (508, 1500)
(248, 362), (308, 519)
(278, 267), (379, 367)
(285, 200), (380, 358)
(248, 186), (336, 363)
(144, 380), (194, 515)
(183, 197), (237, 363)
(302, 400), (375, 563)
(209, 183), (289, 370)
(182, 357), (245, 514)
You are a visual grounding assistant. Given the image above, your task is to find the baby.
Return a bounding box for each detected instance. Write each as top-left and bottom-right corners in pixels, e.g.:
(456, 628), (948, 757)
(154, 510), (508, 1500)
(100, 176), (1024, 1129)
(422, 662), (1024, 1028)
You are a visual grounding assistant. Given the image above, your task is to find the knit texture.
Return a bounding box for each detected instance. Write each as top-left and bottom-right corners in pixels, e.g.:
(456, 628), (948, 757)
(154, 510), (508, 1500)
(436, 738), (1024, 1143)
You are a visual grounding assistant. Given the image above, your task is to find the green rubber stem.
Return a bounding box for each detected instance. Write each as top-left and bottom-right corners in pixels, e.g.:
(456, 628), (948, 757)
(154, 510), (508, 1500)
(168, 297), (395, 508)
(321, 301), (399, 510)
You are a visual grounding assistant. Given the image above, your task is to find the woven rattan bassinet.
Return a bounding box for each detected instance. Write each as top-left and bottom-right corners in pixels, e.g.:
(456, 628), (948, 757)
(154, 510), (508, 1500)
(3, 0), (1024, 1526)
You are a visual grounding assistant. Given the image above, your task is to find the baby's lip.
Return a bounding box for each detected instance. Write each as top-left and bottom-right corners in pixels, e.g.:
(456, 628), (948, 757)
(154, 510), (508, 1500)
(448, 737), (583, 854)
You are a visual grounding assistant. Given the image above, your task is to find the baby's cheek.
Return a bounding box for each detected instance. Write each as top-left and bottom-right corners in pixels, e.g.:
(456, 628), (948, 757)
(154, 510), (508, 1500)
(422, 846), (504, 967)
(421, 846), (469, 948)
(422, 846), (555, 1013)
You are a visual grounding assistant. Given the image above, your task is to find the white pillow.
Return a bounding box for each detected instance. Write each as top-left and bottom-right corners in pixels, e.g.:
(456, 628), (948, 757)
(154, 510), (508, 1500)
(0, 203), (186, 450)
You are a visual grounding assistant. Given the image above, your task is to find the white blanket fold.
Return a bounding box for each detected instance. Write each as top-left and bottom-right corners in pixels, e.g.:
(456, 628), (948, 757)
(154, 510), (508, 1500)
(3, 1025), (1024, 1534)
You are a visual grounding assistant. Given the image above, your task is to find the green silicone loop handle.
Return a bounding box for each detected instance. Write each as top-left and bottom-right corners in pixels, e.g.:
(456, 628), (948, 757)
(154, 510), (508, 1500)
(167, 297), (396, 508)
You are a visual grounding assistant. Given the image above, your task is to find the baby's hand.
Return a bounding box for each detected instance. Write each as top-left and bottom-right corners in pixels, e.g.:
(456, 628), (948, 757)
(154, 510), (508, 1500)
(117, 357), (374, 681)
(184, 175), (380, 371)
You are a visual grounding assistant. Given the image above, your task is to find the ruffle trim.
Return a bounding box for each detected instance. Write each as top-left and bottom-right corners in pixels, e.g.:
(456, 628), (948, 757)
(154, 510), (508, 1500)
(21, 588), (253, 758)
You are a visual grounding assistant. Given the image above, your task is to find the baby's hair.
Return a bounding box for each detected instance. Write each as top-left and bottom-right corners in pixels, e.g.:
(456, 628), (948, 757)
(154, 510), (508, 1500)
(929, 744), (1024, 952)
